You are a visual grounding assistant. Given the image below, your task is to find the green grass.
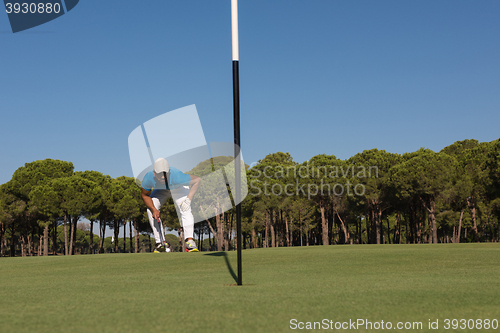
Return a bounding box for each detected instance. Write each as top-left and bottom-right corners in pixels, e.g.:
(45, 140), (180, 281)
(0, 244), (499, 332)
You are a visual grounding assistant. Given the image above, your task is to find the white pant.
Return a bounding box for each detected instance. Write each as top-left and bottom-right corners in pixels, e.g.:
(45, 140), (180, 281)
(146, 186), (194, 244)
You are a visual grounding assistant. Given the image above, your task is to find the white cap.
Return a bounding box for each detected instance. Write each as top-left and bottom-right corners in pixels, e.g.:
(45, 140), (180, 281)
(154, 158), (170, 173)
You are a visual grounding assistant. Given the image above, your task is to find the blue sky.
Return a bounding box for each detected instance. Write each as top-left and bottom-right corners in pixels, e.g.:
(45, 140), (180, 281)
(1, 0), (499, 187)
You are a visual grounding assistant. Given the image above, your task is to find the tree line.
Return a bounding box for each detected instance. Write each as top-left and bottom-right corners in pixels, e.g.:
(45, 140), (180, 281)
(241, 139), (500, 248)
(0, 162), (184, 257)
(1, 138), (499, 256)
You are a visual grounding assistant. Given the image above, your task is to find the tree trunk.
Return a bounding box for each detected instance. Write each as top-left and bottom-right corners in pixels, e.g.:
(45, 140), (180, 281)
(69, 215), (75, 255)
(28, 226), (33, 256)
(205, 218), (216, 244)
(270, 210), (276, 248)
(457, 208), (464, 243)
(198, 225), (203, 252)
(357, 217), (361, 244)
(123, 222), (127, 253)
(375, 206), (382, 244)
(73, 216), (78, 254)
(224, 213), (230, 251)
(497, 217), (500, 242)
(416, 207), (422, 244)
(175, 229), (182, 252)
(20, 234), (26, 257)
(129, 221), (133, 254)
(222, 213), (228, 251)
(208, 228), (212, 250)
(278, 211), (283, 247)
(43, 224), (49, 256)
(251, 219), (256, 249)
(264, 211), (269, 248)
(100, 216), (106, 254)
(386, 216), (391, 244)
(331, 210), (336, 245)
(398, 213), (402, 244)
(52, 221), (57, 255)
(333, 206), (350, 244)
(368, 210), (373, 244)
(428, 199), (438, 244)
(467, 196), (479, 242)
(320, 203), (328, 245)
(228, 213), (233, 250)
(487, 213), (493, 242)
(89, 219), (94, 254)
(64, 213), (68, 255)
(285, 215), (290, 247)
(394, 213), (401, 244)
(300, 215), (303, 247)
(38, 233), (43, 256)
(134, 219), (139, 253)
(216, 213), (223, 251)
(114, 220), (119, 253)
(407, 209), (414, 244)
(10, 223), (15, 257)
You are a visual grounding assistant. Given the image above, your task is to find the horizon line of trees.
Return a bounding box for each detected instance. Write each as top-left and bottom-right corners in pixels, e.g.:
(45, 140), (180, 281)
(1, 138), (499, 257)
(240, 138), (500, 248)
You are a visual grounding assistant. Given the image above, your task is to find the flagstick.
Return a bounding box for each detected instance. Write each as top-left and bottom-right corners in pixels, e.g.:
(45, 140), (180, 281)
(231, 0), (242, 286)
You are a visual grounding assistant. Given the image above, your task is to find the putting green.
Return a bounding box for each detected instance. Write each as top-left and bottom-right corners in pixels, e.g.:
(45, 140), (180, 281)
(0, 243), (498, 332)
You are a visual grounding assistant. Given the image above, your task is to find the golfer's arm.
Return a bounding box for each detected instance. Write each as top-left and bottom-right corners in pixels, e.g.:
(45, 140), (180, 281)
(187, 175), (201, 201)
(141, 188), (156, 212)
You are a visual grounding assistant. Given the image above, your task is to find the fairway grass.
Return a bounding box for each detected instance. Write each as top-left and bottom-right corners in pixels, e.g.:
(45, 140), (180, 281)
(0, 244), (499, 332)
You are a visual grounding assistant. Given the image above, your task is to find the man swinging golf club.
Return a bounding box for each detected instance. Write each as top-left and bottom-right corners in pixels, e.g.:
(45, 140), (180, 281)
(141, 158), (201, 252)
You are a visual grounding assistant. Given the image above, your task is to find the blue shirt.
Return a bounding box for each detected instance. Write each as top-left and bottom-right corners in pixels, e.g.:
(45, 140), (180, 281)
(141, 167), (191, 191)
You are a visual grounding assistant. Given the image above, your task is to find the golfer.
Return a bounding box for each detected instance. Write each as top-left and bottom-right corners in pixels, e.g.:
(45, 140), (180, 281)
(141, 158), (201, 252)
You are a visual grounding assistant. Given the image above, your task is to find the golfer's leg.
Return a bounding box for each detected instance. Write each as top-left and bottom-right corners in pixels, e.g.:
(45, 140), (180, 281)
(172, 186), (194, 239)
(153, 190), (171, 244)
(180, 209), (195, 240)
(146, 197), (164, 244)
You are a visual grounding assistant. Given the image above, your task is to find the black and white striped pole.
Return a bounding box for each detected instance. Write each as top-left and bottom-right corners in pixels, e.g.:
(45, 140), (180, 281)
(231, 0), (242, 286)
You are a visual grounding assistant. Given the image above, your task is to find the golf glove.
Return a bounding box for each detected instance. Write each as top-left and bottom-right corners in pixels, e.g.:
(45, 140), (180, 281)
(180, 198), (191, 212)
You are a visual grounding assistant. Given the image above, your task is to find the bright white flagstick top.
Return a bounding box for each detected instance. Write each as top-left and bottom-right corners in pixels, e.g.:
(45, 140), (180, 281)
(231, 0), (239, 61)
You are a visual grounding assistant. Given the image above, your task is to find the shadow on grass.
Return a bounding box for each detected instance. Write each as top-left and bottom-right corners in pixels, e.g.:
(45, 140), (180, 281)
(204, 252), (237, 283)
